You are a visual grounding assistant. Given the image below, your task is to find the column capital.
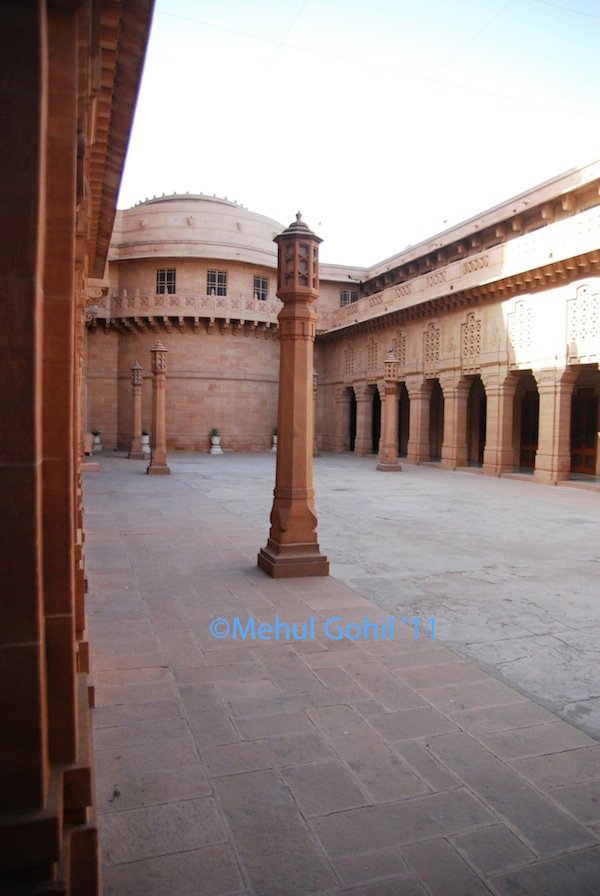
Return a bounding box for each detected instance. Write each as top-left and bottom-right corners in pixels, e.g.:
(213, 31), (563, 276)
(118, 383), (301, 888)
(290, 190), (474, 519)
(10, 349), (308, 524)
(480, 368), (518, 394)
(533, 367), (577, 391)
(404, 375), (433, 399)
(439, 372), (470, 395)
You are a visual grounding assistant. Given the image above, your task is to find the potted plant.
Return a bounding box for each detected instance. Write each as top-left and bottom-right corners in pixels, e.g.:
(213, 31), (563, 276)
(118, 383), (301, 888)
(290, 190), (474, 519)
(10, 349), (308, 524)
(271, 426), (278, 452)
(209, 427), (223, 455)
(141, 429), (150, 455)
(91, 429), (102, 453)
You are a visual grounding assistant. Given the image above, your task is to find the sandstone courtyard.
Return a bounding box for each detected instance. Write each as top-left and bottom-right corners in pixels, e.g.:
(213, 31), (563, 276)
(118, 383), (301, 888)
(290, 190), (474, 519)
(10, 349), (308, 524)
(86, 453), (600, 895)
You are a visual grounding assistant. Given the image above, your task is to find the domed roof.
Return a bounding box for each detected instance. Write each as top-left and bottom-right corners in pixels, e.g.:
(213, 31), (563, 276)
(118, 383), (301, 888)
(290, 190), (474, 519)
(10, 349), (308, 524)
(110, 194), (284, 266)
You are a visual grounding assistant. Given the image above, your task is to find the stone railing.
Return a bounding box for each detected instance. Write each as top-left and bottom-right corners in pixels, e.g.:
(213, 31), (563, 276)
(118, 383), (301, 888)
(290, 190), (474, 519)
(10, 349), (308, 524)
(325, 204), (600, 333)
(86, 290), (282, 329)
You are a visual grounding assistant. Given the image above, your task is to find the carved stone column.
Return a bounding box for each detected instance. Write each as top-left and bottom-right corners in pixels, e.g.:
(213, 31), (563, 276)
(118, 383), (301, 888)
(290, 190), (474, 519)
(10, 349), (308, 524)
(377, 350), (401, 471)
(534, 368), (577, 483)
(481, 370), (517, 476)
(332, 386), (350, 452)
(128, 361), (145, 459)
(440, 373), (470, 469)
(147, 342), (171, 475)
(313, 369), (320, 456)
(406, 376), (433, 463)
(258, 214), (328, 578)
(354, 382), (372, 456)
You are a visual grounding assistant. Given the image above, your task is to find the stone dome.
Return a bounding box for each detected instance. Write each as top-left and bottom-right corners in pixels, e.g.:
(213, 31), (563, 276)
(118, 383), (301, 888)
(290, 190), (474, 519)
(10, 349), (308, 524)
(109, 194), (284, 266)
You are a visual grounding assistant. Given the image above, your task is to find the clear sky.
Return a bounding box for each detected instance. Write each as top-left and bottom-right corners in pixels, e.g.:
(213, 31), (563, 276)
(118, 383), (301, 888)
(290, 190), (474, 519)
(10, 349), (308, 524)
(118, 0), (600, 265)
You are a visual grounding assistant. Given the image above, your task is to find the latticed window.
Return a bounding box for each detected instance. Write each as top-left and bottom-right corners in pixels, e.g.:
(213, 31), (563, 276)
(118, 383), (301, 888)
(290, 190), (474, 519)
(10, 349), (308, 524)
(253, 276), (268, 301)
(156, 268), (176, 294)
(340, 289), (358, 307)
(367, 338), (378, 374)
(207, 270), (227, 296)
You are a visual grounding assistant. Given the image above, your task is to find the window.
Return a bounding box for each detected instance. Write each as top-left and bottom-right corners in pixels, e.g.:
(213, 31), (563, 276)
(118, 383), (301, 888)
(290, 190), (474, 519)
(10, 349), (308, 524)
(340, 289), (358, 307)
(156, 268), (176, 294)
(253, 275), (268, 301)
(207, 270), (227, 296)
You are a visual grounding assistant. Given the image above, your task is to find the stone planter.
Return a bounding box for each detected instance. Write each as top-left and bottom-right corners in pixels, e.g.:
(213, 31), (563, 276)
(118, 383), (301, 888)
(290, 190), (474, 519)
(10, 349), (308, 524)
(92, 433), (102, 453)
(271, 435), (278, 453)
(210, 435), (223, 455)
(141, 434), (151, 456)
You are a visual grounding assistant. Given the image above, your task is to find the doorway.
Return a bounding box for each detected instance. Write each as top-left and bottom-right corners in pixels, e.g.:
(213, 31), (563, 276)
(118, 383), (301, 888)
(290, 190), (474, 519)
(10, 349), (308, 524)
(429, 380), (444, 461)
(519, 388), (539, 469)
(467, 376), (487, 465)
(349, 389), (356, 452)
(372, 387), (381, 454)
(398, 383), (409, 457)
(571, 388), (598, 475)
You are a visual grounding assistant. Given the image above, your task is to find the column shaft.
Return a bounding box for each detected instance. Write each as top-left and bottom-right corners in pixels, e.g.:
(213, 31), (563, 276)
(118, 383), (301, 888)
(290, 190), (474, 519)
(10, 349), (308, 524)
(0, 0), (48, 810)
(440, 375), (470, 470)
(406, 377), (432, 463)
(258, 214), (328, 578)
(42, 5), (78, 765)
(377, 380), (401, 471)
(354, 383), (372, 456)
(534, 368), (576, 483)
(482, 371), (517, 475)
(332, 387), (350, 452)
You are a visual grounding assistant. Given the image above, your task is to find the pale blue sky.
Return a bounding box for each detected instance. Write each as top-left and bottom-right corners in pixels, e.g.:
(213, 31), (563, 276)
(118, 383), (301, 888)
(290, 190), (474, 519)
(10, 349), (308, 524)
(119, 0), (600, 264)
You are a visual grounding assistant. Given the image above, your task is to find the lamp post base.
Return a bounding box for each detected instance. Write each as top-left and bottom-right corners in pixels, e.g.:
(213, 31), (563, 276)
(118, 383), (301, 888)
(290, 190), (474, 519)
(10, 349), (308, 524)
(258, 541), (329, 578)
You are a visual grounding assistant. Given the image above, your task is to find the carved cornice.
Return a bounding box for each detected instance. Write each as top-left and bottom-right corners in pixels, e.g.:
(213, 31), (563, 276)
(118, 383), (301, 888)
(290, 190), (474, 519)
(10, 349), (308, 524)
(88, 0), (155, 276)
(319, 249), (599, 342)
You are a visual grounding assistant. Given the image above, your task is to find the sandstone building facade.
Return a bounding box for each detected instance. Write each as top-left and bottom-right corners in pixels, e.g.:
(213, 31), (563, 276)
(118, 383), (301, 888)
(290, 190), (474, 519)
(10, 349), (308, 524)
(0, 2), (154, 892)
(87, 163), (600, 484)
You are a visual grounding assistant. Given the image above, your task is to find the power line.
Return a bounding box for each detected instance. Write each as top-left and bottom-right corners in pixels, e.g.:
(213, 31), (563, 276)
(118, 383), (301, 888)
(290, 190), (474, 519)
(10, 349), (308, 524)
(155, 8), (600, 122)
(265, 0), (310, 70)
(529, 0), (600, 21)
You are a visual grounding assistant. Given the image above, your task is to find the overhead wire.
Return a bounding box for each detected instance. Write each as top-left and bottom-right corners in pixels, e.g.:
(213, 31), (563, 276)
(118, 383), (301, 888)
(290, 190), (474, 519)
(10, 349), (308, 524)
(155, 5), (600, 122)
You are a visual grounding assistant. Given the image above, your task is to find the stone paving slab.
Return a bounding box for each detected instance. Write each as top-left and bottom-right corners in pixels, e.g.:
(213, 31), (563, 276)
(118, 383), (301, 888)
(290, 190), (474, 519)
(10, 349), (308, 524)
(85, 455), (600, 895)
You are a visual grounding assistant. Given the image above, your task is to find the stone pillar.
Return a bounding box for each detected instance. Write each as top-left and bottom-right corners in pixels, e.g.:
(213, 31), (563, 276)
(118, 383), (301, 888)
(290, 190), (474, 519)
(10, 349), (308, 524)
(406, 377), (433, 463)
(128, 361), (145, 458)
(313, 369), (320, 456)
(0, 0), (48, 814)
(332, 386), (350, 452)
(534, 368), (577, 483)
(42, 4), (79, 766)
(147, 342), (171, 475)
(440, 374), (470, 470)
(481, 370), (517, 476)
(378, 350), (401, 471)
(354, 382), (372, 456)
(258, 213), (328, 578)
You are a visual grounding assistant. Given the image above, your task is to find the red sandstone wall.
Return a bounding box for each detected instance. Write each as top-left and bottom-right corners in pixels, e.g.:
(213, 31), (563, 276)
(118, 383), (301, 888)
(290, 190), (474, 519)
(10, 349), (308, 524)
(87, 325), (279, 452)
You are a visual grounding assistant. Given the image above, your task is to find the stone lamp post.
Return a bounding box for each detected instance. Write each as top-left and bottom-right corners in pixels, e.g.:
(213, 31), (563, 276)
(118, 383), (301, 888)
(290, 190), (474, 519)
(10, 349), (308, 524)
(377, 348), (402, 472)
(257, 213), (329, 578)
(147, 341), (171, 475)
(128, 361), (145, 459)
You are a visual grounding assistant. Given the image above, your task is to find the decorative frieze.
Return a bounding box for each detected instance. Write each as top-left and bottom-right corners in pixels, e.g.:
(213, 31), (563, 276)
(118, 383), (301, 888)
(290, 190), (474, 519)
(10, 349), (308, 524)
(343, 343), (354, 383)
(567, 283), (599, 363)
(366, 337), (378, 381)
(393, 329), (407, 371)
(461, 311), (482, 373)
(423, 321), (440, 376)
(508, 300), (533, 368)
